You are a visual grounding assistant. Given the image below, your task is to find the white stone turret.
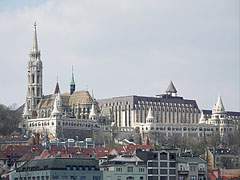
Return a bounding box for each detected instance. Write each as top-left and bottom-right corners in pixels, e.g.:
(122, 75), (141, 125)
(146, 107), (155, 123)
(89, 92), (98, 120)
(51, 93), (62, 117)
(23, 101), (31, 119)
(212, 95), (225, 114)
(89, 103), (98, 120)
(198, 111), (206, 124)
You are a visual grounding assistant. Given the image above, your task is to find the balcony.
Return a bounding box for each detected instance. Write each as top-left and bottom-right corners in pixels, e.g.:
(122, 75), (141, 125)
(178, 170), (189, 175)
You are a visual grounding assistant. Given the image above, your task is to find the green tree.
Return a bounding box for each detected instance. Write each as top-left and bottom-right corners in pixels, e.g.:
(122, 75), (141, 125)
(0, 104), (21, 135)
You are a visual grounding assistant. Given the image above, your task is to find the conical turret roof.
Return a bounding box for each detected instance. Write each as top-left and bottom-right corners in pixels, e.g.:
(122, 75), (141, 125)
(146, 107), (154, 122)
(166, 81), (177, 93)
(54, 82), (60, 94)
(213, 95), (225, 113)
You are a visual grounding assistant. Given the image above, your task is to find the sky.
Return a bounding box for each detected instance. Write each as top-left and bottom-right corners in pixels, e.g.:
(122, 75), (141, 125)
(0, 0), (239, 111)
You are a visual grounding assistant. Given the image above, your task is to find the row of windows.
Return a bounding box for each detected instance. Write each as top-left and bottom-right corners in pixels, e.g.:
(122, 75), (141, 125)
(148, 162), (176, 167)
(28, 74), (41, 84)
(148, 176), (176, 180)
(142, 126), (215, 132)
(136, 107), (199, 113)
(148, 169), (176, 175)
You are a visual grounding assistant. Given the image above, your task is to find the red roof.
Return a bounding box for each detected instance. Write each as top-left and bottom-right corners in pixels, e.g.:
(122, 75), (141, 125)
(81, 145), (154, 159)
(3, 145), (43, 157)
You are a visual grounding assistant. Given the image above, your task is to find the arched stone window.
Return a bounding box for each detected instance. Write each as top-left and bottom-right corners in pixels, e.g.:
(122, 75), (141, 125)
(32, 87), (35, 96)
(37, 75), (39, 83)
(32, 74), (35, 83)
(37, 88), (40, 96)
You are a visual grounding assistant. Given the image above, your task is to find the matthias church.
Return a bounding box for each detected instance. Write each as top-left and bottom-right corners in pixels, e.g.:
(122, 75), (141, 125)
(22, 23), (240, 143)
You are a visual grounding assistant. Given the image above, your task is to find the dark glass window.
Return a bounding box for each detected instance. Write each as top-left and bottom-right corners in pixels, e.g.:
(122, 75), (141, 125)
(148, 177), (158, 180)
(169, 162), (176, 167)
(160, 169), (167, 174)
(169, 169), (176, 174)
(160, 162), (167, 167)
(160, 152), (167, 160)
(148, 162), (158, 167)
(148, 169), (158, 174)
(169, 153), (176, 160)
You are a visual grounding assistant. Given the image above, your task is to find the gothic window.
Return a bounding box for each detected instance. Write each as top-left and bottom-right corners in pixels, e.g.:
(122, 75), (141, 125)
(83, 108), (85, 113)
(32, 74), (35, 83)
(37, 75), (39, 83)
(37, 88), (40, 96)
(32, 87), (35, 96)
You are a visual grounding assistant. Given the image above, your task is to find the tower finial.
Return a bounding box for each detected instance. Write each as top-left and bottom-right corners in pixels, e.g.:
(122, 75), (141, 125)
(32, 21), (38, 53)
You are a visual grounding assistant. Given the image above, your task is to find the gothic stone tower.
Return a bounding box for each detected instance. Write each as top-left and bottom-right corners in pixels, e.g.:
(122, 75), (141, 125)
(26, 22), (43, 111)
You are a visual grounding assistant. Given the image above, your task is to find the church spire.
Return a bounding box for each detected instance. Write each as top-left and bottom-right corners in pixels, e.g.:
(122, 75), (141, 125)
(32, 22), (39, 53)
(26, 22), (42, 112)
(70, 66), (76, 95)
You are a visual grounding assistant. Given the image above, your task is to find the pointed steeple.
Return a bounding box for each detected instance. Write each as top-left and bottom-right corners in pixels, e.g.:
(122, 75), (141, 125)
(54, 79), (60, 94)
(213, 94), (225, 113)
(70, 66), (76, 95)
(32, 22), (39, 53)
(146, 107), (154, 123)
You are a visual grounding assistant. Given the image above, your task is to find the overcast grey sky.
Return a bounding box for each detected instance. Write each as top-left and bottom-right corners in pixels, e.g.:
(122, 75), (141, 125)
(0, 0), (239, 111)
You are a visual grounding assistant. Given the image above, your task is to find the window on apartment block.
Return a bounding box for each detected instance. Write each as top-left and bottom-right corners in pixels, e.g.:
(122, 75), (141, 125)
(169, 153), (176, 160)
(160, 162), (167, 167)
(160, 169), (167, 174)
(169, 169), (176, 174)
(148, 177), (158, 180)
(140, 177), (144, 180)
(169, 176), (176, 180)
(79, 176), (86, 180)
(139, 168), (145, 172)
(190, 176), (196, 180)
(93, 176), (101, 180)
(127, 166), (133, 172)
(116, 176), (121, 180)
(169, 162), (176, 167)
(116, 167), (122, 172)
(126, 177), (134, 180)
(160, 176), (167, 180)
(179, 176), (184, 180)
(148, 169), (158, 174)
(148, 162), (158, 167)
(160, 152), (167, 160)
(190, 166), (196, 172)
